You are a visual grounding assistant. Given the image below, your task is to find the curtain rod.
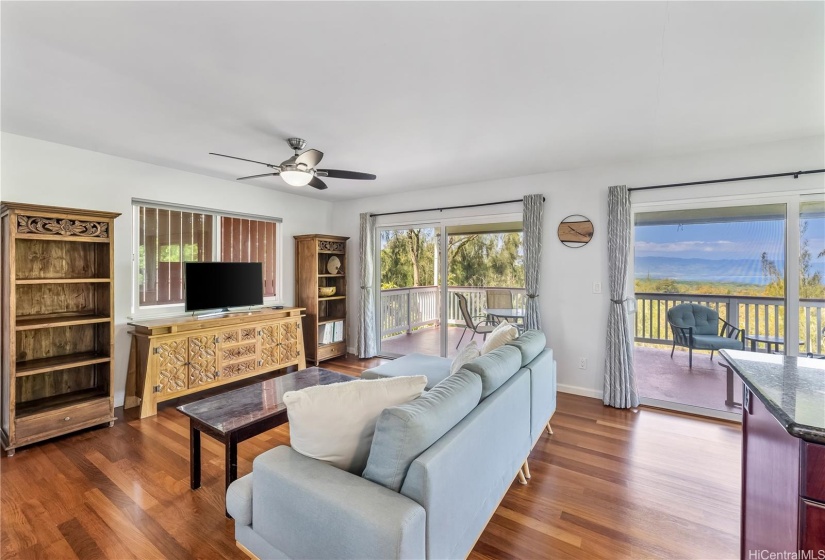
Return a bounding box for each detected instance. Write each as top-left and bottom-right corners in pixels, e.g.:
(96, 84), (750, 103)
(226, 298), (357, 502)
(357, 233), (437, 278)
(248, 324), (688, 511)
(629, 169), (825, 192)
(371, 197), (543, 218)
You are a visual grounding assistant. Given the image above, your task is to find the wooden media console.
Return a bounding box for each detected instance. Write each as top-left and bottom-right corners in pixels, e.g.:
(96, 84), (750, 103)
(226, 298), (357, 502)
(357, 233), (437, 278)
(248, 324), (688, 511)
(125, 307), (306, 418)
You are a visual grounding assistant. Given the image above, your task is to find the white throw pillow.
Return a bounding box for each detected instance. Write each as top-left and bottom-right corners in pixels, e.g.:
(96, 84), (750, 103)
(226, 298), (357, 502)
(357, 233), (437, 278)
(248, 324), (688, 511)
(450, 340), (481, 374)
(283, 375), (427, 473)
(481, 321), (519, 354)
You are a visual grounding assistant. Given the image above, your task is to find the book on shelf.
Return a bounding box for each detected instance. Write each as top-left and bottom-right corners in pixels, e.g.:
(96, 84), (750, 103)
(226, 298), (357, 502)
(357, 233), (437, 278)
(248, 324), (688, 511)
(319, 323), (332, 345)
(332, 321), (344, 343)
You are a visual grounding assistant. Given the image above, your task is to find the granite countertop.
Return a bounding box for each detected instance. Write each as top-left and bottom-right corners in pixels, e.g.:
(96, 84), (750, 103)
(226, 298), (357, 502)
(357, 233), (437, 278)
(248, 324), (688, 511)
(720, 350), (825, 444)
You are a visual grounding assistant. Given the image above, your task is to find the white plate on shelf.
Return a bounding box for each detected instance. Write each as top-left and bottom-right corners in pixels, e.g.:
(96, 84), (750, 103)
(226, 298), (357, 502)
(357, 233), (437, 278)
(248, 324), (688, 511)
(327, 255), (341, 274)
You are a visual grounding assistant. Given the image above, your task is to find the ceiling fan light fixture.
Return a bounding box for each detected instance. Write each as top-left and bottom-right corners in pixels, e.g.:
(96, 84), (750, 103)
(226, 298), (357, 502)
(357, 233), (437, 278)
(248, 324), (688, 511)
(280, 169), (313, 187)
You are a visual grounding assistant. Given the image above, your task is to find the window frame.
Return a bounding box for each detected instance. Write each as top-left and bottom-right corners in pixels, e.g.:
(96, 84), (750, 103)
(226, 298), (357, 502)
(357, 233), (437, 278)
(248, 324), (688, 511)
(130, 199), (283, 318)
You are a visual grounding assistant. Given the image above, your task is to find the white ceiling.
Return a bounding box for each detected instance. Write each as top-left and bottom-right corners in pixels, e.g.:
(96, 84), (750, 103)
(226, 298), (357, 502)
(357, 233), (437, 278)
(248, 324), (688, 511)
(2, 1), (823, 201)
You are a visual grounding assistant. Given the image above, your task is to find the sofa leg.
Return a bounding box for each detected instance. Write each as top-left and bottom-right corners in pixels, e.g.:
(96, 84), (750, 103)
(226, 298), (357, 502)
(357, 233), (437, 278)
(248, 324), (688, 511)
(522, 460), (531, 479)
(689, 347), (693, 368)
(517, 468), (528, 485)
(546, 422), (553, 436)
(710, 350), (714, 361)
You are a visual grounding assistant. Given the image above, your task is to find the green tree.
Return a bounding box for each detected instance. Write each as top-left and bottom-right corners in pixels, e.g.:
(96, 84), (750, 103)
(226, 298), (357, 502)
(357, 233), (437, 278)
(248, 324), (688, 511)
(761, 221), (825, 299)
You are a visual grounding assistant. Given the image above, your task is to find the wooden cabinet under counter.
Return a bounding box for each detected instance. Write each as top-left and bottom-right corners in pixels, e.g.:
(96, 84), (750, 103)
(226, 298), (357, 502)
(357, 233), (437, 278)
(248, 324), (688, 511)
(721, 350), (825, 559)
(126, 307), (306, 418)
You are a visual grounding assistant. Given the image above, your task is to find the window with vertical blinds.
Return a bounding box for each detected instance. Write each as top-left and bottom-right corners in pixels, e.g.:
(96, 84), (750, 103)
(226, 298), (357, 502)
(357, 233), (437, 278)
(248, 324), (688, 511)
(135, 202), (280, 309)
(221, 217), (278, 297)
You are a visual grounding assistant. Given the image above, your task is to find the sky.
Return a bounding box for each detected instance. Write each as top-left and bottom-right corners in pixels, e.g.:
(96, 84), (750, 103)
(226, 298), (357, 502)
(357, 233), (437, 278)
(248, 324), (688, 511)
(635, 218), (825, 263)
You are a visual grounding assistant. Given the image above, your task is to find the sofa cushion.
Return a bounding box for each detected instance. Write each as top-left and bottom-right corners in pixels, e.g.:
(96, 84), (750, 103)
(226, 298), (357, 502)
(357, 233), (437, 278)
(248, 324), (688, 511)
(363, 371), (482, 492)
(481, 322), (519, 354)
(460, 345), (522, 399)
(450, 341), (480, 374)
(361, 353), (452, 390)
(505, 330), (547, 367)
(284, 376), (427, 473)
(691, 334), (743, 351)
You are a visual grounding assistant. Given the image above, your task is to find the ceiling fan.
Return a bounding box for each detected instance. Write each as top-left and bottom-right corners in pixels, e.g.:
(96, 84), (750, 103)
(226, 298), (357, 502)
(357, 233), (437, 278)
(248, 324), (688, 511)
(210, 138), (376, 190)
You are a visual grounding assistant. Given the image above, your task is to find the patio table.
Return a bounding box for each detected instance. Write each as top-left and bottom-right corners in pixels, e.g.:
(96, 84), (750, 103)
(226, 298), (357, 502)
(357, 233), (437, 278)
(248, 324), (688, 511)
(484, 308), (526, 331)
(744, 334), (804, 354)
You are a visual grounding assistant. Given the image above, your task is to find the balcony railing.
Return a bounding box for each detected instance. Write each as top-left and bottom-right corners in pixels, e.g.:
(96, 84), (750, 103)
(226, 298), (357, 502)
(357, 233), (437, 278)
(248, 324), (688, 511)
(380, 286), (526, 339)
(635, 292), (825, 355)
(380, 288), (825, 354)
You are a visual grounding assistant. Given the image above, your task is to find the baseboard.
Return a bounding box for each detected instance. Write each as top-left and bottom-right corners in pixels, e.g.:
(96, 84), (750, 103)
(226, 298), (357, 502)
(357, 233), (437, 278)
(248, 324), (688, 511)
(640, 398), (741, 422)
(557, 383), (603, 400)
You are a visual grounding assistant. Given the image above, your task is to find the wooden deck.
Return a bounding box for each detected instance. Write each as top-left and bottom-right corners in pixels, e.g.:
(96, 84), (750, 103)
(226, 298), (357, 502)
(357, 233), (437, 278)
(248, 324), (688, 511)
(635, 345), (743, 413)
(381, 325), (478, 358)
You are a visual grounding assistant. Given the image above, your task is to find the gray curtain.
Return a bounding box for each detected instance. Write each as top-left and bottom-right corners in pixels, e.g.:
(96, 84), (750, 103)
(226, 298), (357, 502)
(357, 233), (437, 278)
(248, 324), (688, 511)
(523, 194), (544, 331)
(603, 185), (639, 408)
(357, 213), (378, 358)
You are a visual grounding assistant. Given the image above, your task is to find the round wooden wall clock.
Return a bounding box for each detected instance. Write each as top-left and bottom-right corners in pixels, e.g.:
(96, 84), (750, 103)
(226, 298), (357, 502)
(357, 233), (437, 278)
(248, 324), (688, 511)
(557, 215), (594, 248)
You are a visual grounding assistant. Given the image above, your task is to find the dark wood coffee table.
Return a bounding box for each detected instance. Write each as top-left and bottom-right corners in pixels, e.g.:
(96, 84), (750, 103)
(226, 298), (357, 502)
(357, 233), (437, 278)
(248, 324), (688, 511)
(177, 367), (356, 508)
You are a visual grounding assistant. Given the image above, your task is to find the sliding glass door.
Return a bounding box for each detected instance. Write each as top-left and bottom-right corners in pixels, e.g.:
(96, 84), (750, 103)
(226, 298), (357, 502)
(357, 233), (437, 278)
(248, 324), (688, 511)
(632, 191), (825, 418)
(378, 226), (442, 357)
(377, 219), (524, 358)
(798, 197), (825, 356)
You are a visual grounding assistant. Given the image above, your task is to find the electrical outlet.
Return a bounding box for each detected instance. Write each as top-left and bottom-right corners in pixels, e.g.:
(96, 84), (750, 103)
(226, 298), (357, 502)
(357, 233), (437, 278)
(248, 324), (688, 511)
(579, 357), (587, 369)
(593, 281), (602, 294)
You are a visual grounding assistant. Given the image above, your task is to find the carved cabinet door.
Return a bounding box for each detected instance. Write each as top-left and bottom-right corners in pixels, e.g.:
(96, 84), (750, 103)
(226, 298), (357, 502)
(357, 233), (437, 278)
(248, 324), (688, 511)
(155, 340), (188, 394)
(188, 334), (218, 387)
(279, 321), (300, 364)
(259, 324), (280, 370)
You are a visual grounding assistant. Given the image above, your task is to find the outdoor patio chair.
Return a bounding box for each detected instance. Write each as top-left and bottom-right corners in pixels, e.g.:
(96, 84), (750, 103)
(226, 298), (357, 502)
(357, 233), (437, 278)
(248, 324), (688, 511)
(455, 293), (497, 348)
(667, 303), (744, 368)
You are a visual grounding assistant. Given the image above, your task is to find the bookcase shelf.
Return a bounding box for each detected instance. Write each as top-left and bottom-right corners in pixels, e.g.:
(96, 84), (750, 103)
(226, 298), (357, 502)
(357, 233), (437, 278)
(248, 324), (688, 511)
(15, 313), (111, 331)
(16, 352), (111, 377)
(1, 201), (119, 456)
(15, 278), (111, 285)
(16, 390), (109, 418)
(295, 234), (349, 365)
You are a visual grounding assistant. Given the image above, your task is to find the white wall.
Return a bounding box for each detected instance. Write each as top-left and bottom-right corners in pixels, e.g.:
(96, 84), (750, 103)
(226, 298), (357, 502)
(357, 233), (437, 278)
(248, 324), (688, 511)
(331, 135), (825, 398)
(1, 132), (334, 406)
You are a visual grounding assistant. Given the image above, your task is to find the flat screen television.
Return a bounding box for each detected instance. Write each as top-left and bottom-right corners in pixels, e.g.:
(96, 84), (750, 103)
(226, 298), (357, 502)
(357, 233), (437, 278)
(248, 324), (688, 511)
(184, 262), (264, 312)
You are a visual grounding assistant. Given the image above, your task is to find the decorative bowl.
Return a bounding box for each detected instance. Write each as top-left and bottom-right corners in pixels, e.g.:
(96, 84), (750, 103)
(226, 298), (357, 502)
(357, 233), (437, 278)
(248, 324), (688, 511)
(319, 286), (337, 297)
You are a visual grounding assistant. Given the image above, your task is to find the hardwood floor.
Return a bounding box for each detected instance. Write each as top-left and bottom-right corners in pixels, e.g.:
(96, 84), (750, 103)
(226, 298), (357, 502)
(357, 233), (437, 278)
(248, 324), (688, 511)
(1, 355), (741, 559)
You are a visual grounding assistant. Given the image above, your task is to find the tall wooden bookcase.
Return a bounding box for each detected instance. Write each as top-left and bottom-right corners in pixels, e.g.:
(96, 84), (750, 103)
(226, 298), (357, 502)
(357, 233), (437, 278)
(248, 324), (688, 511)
(294, 235), (349, 365)
(1, 202), (119, 456)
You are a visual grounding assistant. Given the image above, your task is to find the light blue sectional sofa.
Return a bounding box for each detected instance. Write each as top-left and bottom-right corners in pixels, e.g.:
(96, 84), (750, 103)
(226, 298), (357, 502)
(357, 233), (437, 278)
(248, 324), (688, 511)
(226, 330), (556, 560)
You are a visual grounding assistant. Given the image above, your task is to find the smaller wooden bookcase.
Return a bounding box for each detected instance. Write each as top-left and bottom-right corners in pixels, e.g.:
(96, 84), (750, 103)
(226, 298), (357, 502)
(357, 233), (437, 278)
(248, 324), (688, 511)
(1, 202), (120, 456)
(294, 235), (349, 365)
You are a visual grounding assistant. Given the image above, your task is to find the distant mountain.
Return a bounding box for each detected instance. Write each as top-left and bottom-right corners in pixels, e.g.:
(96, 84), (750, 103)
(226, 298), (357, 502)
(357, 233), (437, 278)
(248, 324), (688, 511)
(634, 256), (783, 285)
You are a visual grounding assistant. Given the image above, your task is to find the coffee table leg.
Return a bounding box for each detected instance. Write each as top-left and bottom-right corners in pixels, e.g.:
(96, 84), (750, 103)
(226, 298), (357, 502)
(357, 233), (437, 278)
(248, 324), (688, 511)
(226, 434), (238, 491)
(190, 422), (201, 490)
(225, 434), (238, 518)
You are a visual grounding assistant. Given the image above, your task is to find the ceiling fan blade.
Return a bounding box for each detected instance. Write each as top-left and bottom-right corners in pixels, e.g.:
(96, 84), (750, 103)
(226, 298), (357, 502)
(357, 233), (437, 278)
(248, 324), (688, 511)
(210, 153), (280, 168)
(295, 149), (324, 168)
(236, 172), (280, 181)
(308, 176), (328, 190)
(317, 169), (376, 180)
